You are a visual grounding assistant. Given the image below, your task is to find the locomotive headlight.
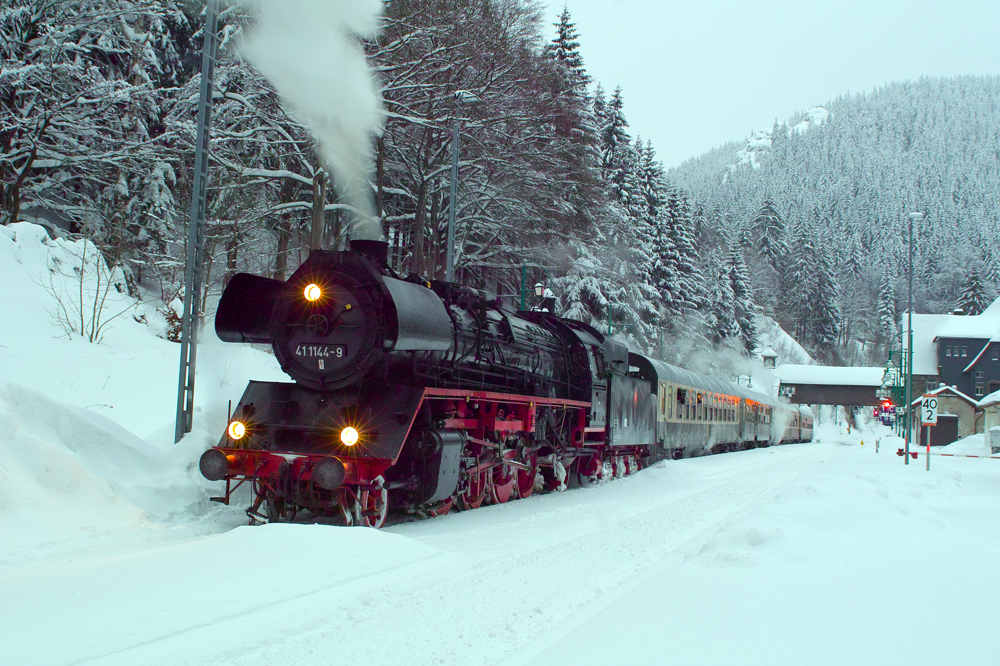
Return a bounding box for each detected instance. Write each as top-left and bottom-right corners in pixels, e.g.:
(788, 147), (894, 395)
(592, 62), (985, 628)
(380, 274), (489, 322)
(228, 420), (247, 440)
(341, 426), (359, 446)
(304, 283), (322, 302)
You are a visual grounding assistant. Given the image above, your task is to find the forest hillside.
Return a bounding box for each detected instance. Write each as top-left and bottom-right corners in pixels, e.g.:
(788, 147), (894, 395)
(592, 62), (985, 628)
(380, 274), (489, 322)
(669, 76), (1000, 363)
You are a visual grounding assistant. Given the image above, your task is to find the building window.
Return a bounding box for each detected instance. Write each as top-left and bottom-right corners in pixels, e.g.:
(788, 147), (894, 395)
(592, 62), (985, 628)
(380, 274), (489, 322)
(993, 348), (999, 361)
(962, 347), (968, 357)
(976, 371), (985, 379)
(945, 346), (951, 356)
(975, 385), (984, 397)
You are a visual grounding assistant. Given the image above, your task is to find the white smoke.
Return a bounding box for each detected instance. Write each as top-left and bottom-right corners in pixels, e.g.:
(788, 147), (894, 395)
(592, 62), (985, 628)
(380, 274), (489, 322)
(239, 0), (385, 239)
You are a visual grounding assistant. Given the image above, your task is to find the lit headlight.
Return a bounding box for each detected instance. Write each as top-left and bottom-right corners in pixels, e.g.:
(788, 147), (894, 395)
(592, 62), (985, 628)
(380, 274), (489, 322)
(304, 283), (322, 302)
(227, 420), (246, 440)
(341, 426), (359, 446)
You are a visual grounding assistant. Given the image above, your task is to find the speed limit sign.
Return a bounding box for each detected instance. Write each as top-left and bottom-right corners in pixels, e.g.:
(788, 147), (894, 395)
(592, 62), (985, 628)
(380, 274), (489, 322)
(921, 396), (938, 426)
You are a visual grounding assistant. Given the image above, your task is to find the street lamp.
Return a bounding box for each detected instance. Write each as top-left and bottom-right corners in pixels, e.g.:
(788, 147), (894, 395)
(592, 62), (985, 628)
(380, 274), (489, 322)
(445, 90), (480, 283)
(905, 211), (924, 464)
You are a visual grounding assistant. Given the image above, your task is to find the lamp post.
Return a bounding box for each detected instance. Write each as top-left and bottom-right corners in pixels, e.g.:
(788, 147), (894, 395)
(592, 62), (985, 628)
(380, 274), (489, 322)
(905, 211), (924, 463)
(519, 262), (549, 310)
(444, 90), (480, 283)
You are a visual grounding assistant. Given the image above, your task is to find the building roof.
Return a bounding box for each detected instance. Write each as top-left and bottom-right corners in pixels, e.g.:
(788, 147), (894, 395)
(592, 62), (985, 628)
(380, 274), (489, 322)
(901, 297), (1000, 376)
(978, 390), (1000, 409)
(775, 365), (885, 387)
(909, 384), (978, 407)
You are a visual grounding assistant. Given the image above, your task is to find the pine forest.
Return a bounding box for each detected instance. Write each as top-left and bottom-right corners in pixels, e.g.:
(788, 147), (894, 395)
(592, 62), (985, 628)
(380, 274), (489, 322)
(3, 1), (998, 371)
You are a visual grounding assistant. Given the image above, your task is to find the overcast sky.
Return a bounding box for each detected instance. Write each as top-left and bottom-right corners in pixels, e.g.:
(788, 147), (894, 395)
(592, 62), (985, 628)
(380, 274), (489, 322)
(539, 0), (1000, 168)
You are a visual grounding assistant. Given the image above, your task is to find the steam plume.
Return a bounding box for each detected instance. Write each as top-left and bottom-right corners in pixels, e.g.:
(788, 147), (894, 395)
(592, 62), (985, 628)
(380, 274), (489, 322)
(239, 0), (385, 240)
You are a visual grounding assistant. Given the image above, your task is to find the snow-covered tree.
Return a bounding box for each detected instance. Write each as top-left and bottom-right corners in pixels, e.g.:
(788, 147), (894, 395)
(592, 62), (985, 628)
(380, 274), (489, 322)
(956, 267), (989, 315)
(752, 199), (788, 274)
(727, 247), (758, 355)
(877, 269), (897, 343)
(1, 0), (189, 275)
(706, 263), (739, 346)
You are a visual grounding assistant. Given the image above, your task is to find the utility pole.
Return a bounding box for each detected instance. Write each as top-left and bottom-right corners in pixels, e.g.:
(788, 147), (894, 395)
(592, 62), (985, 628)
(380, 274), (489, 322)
(445, 111), (460, 282)
(904, 211), (924, 463)
(444, 91), (479, 282)
(175, 0), (219, 443)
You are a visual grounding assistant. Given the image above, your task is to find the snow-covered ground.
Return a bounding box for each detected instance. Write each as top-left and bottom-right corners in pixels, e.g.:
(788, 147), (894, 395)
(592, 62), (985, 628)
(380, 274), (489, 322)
(2, 223), (998, 665)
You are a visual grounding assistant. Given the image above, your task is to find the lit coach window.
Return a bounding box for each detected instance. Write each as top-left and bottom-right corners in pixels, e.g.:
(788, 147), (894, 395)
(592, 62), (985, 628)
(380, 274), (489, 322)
(341, 426), (359, 446)
(304, 283), (322, 302)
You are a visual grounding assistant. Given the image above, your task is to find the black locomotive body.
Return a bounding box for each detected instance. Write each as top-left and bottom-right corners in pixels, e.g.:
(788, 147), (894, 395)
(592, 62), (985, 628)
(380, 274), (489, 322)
(201, 241), (810, 527)
(203, 241), (655, 525)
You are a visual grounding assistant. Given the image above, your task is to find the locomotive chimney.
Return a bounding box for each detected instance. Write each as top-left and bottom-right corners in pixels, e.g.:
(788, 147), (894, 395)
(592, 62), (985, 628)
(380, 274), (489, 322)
(350, 239), (389, 266)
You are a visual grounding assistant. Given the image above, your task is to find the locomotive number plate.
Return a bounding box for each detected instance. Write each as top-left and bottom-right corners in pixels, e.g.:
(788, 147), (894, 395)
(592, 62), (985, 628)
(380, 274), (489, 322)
(295, 344), (346, 360)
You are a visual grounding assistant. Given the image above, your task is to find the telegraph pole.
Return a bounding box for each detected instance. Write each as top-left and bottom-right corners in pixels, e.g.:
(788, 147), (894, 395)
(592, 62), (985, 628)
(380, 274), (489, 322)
(175, 0), (219, 443)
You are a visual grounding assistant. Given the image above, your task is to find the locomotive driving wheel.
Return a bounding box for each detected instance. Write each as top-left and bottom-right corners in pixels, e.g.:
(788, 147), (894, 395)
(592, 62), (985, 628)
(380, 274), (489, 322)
(490, 461), (517, 504)
(457, 466), (488, 510)
(577, 454), (607, 487)
(515, 451), (538, 499)
(353, 475), (388, 528)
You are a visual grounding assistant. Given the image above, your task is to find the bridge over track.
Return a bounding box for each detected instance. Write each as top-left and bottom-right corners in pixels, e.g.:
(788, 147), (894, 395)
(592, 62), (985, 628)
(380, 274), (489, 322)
(774, 365), (885, 406)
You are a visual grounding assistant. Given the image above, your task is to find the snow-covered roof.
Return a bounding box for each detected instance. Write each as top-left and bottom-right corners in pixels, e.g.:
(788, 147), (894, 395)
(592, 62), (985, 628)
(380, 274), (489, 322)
(937, 297), (1000, 339)
(774, 365), (884, 387)
(978, 390), (1000, 409)
(759, 347), (777, 358)
(901, 312), (952, 376)
(900, 299), (1000, 376)
(909, 385), (977, 407)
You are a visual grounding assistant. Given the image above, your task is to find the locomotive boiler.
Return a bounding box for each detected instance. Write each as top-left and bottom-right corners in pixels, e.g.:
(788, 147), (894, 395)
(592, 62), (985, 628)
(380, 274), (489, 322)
(201, 240), (656, 526)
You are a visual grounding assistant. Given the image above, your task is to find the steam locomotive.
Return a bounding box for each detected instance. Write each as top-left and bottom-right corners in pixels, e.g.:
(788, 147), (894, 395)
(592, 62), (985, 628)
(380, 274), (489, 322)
(200, 240), (812, 527)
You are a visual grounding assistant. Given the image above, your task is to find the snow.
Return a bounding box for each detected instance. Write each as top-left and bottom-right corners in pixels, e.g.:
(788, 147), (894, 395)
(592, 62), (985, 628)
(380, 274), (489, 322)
(775, 364), (884, 386)
(902, 300), (1000, 376)
(754, 314), (814, 365)
(909, 384), (977, 407)
(731, 107), (830, 170)
(937, 297), (1000, 339)
(1, 222), (998, 665)
(940, 433), (991, 456)
(978, 389), (1000, 408)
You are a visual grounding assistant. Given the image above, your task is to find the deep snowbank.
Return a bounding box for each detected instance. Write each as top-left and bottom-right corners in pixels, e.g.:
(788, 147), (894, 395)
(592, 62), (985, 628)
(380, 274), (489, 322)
(0, 221), (290, 438)
(0, 221), (290, 564)
(0, 382), (223, 565)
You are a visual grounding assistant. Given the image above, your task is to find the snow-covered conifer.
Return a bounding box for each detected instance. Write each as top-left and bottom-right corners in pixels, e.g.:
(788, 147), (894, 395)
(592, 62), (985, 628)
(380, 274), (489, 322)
(727, 247), (759, 355)
(956, 267), (989, 315)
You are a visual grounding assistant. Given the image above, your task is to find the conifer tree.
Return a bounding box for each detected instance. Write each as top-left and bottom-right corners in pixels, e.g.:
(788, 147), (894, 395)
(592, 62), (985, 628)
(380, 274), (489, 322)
(600, 87), (633, 198)
(727, 247), (759, 355)
(707, 264), (739, 346)
(752, 198), (788, 274)
(877, 270), (897, 343)
(957, 267), (989, 315)
(811, 250), (843, 354)
(783, 225), (816, 341)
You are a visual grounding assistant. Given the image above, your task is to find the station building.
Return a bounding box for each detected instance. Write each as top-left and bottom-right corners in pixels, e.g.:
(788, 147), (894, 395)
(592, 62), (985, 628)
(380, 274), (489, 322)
(902, 297), (1000, 401)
